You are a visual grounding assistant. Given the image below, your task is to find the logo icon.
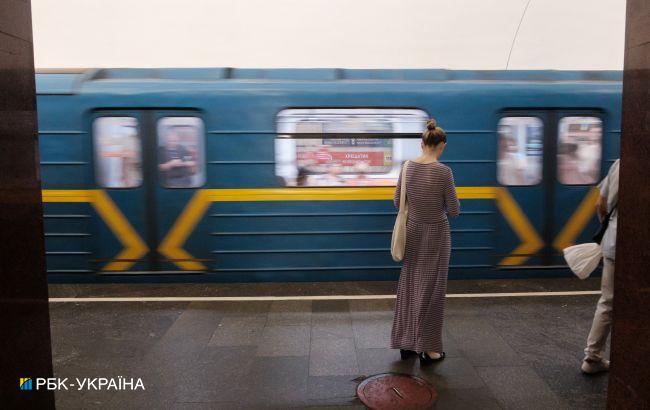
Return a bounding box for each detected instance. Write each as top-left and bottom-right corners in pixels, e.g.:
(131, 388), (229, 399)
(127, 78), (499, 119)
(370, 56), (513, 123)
(20, 378), (33, 390)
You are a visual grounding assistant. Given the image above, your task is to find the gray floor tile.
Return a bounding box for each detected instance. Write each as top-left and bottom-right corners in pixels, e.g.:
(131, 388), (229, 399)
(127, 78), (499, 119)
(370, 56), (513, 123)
(50, 302), (186, 359)
(164, 303), (224, 333)
(348, 299), (394, 320)
(356, 347), (416, 376)
(438, 329), (463, 358)
(305, 399), (365, 409)
(132, 310), (243, 406)
(269, 300), (312, 313)
(209, 301), (271, 316)
(142, 344), (201, 386)
(172, 403), (275, 410)
(244, 356), (309, 405)
(445, 298), (515, 317)
(489, 314), (594, 367)
(509, 295), (600, 317)
(445, 317), (524, 366)
(434, 387), (502, 410)
(312, 312), (354, 339)
(312, 310), (352, 322)
(126, 359), (194, 406)
(103, 390), (173, 409)
(310, 338), (359, 376)
(307, 376), (359, 399)
(561, 393), (607, 409)
(208, 315), (267, 347)
(256, 325), (311, 357)
(312, 299), (350, 313)
(533, 363), (609, 399)
(55, 374), (132, 409)
(148, 302), (225, 357)
(174, 402), (279, 410)
(53, 353), (138, 379)
(54, 352), (166, 409)
(106, 346), (225, 407)
(171, 403), (245, 410)
(351, 318), (392, 348)
(173, 346), (254, 403)
(414, 357), (486, 390)
(267, 300), (312, 326)
(476, 366), (567, 409)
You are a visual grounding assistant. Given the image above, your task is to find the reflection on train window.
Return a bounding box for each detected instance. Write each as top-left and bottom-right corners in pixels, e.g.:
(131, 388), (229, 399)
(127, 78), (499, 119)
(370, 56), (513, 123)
(275, 108), (428, 187)
(497, 117), (543, 186)
(93, 117), (142, 188)
(157, 117), (205, 188)
(557, 117), (602, 185)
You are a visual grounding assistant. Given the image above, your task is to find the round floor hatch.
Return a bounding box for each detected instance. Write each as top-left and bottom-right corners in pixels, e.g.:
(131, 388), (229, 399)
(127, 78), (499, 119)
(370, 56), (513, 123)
(356, 373), (437, 410)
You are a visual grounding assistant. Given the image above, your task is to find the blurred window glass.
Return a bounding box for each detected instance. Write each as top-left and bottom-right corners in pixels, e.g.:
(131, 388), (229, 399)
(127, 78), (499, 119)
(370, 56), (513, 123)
(557, 117), (602, 185)
(497, 117), (543, 186)
(275, 108), (428, 187)
(93, 117), (142, 188)
(157, 117), (205, 188)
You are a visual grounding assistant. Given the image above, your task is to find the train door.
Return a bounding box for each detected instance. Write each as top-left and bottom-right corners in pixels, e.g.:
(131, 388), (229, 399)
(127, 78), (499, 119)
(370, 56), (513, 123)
(91, 110), (206, 273)
(550, 111), (604, 265)
(151, 111), (207, 272)
(495, 111), (548, 268)
(495, 110), (604, 270)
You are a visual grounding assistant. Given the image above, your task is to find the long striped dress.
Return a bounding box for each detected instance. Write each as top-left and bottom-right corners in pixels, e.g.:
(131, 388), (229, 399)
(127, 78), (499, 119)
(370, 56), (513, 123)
(390, 161), (460, 353)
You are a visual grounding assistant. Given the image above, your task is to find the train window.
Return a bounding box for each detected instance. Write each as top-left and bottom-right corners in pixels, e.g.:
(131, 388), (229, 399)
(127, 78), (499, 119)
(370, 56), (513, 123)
(497, 117), (543, 186)
(557, 117), (602, 185)
(93, 117), (142, 188)
(275, 108), (428, 187)
(157, 117), (205, 188)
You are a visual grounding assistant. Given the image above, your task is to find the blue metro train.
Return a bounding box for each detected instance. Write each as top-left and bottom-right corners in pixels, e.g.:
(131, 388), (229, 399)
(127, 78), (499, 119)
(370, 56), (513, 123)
(36, 68), (622, 282)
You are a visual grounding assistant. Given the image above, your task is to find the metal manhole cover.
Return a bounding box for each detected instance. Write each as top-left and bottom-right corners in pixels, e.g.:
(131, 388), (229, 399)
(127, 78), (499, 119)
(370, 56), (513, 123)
(356, 373), (437, 409)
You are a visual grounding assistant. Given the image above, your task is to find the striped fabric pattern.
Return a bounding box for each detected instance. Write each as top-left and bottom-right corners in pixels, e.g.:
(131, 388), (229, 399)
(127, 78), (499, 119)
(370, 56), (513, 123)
(391, 161), (460, 353)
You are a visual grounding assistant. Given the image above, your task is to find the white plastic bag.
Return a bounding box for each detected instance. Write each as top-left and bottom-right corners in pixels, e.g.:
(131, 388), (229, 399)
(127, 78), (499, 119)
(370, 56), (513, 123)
(391, 161), (409, 262)
(563, 243), (602, 280)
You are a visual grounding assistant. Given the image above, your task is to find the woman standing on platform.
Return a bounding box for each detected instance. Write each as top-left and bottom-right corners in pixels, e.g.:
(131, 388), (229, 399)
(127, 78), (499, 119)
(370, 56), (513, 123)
(391, 119), (460, 365)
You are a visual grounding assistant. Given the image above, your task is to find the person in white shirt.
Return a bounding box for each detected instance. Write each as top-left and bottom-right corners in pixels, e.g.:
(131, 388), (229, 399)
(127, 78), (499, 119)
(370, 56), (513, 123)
(582, 159), (619, 374)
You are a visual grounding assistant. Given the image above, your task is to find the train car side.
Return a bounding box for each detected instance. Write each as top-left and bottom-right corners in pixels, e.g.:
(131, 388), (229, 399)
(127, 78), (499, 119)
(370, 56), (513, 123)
(36, 69), (622, 282)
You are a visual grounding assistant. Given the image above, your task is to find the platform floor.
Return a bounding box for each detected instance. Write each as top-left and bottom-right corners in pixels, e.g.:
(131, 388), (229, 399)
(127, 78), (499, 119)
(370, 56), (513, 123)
(49, 278), (608, 409)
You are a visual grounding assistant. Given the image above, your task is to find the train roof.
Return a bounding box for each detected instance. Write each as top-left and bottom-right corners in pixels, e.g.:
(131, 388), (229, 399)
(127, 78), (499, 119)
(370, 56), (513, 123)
(35, 68), (623, 95)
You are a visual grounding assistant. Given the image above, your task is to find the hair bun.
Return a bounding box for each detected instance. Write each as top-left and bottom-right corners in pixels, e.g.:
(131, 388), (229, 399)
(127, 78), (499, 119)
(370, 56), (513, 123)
(426, 119), (437, 130)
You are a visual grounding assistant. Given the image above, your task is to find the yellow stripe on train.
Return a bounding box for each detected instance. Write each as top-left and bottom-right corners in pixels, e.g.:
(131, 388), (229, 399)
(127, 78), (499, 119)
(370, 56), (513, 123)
(42, 190), (148, 271)
(157, 187), (543, 271)
(42, 187), (595, 272)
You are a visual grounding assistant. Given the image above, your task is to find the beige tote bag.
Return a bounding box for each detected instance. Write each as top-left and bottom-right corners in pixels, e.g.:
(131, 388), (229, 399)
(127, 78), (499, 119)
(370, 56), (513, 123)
(391, 161), (409, 262)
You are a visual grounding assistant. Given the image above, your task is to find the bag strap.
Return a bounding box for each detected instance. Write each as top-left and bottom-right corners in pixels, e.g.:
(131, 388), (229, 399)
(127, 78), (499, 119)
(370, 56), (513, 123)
(605, 201), (618, 220)
(399, 161), (409, 211)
